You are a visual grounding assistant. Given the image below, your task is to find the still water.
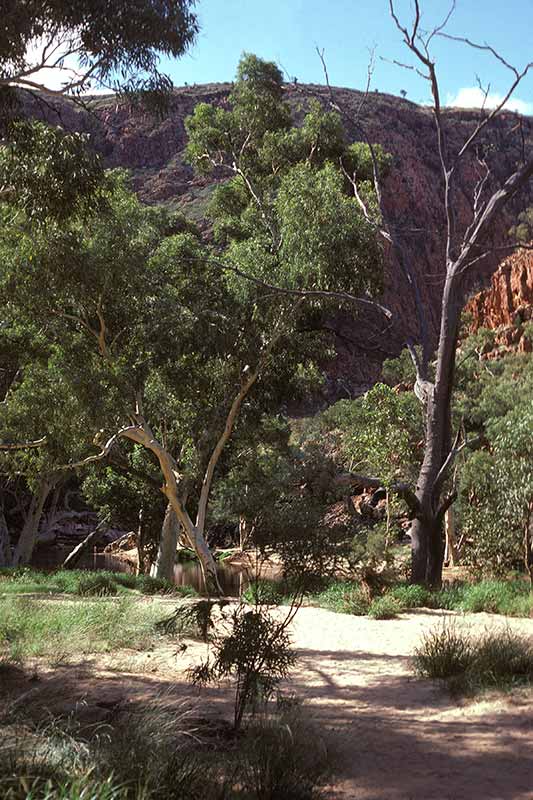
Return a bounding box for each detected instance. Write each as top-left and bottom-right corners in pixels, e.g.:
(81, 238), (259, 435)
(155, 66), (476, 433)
(32, 548), (254, 596)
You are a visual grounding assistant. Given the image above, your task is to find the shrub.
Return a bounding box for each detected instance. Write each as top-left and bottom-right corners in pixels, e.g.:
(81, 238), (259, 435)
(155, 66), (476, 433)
(459, 580), (530, 615)
(466, 629), (533, 692)
(237, 712), (328, 800)
(388, 584), (431, 609)
(413, 622), (473, 680)
(76, 574), (118, 597)
(111, 572), (138, 589)
(136, 575), (175, 595)
(190, 605), (296, 731)
(430, 583), (466, 611)
(367, 596), (401, 620)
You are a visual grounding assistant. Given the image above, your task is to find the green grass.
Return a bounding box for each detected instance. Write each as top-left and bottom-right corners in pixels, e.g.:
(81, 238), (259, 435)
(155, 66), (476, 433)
(414, 622), (533, 695)
(0, 596), (169, 661)
(387, 584), (432, 609)
(0, 569), (197, 599)
(307, 578), (533, 619)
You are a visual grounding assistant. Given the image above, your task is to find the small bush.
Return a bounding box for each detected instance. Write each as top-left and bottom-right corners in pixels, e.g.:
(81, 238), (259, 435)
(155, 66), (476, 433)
(466, 629), (533, 691)
(367, 596), (401, 620)
(459, 580), (531, 615)
(430, 583), (466, 611)
(136, 575), (174, 595)
(388, 584), (431, 609)
(112, 572), (138, 589)
(413, 622), (473, 680)
(76, 574), (118, 597)
(237, 712), (328, 800)
(190, 605), (296, 730)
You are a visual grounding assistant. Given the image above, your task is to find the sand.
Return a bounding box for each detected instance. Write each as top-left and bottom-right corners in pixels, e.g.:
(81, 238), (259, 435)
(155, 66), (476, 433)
(3, 602), (533, 799)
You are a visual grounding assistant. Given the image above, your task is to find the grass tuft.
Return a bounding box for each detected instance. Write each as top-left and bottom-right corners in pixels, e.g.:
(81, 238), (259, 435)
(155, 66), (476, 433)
(414, 621), (533, 694)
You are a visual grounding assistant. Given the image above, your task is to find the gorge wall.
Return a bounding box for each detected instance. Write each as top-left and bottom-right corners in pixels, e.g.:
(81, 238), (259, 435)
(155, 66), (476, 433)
(27, 84), (533, 396)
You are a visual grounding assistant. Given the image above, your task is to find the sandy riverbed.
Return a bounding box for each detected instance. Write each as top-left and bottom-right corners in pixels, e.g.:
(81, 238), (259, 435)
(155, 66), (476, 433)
(3, 604), (533, 799)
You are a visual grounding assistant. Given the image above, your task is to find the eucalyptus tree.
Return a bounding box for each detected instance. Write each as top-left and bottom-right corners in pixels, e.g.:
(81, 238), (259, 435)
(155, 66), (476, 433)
(0, 0), (198, 224)
(0, 174), (327, 588)
(185, 54), (388, 317)
(1, 0), (198, 99)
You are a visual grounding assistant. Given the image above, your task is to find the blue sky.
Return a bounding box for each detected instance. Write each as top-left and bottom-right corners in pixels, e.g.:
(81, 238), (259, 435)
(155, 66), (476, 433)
(162, 0), (533, 113)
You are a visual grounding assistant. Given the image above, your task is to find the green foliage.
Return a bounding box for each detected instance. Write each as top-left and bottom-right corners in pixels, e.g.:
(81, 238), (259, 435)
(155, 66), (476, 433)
(414, 623), (533, 695)
(309, 580), (369, 616)
(367, 595), (401, 619)
(243, 579), (286, 606)
(306, 578), (533, 618)
(458, 580), (531, 614)
(0, 569), (197, 599)
(0, 701), (327, 800)
(186, 53), (385, 306)
(0, 122), (106, 223)
(413, 622), (473, 680)
(235, 711), (328, 800)
(509, 206), (533, 243)
(1, 0), (198, 96)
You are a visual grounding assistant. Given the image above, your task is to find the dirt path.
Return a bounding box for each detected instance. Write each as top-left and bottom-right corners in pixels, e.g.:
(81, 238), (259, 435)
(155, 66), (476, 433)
(286, 607), (533, 800)
(3, 603), (533, 799)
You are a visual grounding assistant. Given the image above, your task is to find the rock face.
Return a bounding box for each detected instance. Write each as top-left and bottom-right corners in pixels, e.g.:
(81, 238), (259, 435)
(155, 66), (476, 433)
(26, 85), (533, 393)
(467, 248), (533, 329)
(465, 247), (533, 353)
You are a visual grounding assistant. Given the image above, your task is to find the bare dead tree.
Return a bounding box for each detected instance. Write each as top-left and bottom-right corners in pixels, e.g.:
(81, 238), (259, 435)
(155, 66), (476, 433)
(383, 1), (533, 585)
(315, 2), (533, 585)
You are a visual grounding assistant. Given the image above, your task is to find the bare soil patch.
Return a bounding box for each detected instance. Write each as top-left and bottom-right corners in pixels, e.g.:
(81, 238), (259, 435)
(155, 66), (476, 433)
(2, 605), (532, 799)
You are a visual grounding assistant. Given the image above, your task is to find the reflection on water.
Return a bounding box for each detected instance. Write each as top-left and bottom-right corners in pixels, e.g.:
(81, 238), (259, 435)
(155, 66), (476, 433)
(32, 547), (256, 596)
(173, 561), (249, 596)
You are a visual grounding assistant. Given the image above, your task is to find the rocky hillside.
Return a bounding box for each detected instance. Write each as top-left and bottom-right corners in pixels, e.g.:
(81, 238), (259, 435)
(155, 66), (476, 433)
(25, 84), (533, 394)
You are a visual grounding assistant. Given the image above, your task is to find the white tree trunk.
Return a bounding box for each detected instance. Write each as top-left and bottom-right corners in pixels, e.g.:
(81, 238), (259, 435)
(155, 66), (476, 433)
(151, 502), (179, 581)
(12, 476), (56, 566)
(0, 507), (11, 567)
(444, 506), (458, 567)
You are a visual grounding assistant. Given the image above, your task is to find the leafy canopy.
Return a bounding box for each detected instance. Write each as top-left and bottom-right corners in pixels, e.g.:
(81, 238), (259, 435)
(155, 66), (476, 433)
(185, 53), (388, 301)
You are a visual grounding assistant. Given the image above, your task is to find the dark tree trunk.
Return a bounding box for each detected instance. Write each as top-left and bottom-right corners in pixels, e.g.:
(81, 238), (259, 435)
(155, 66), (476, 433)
(410, 279), (461, 587)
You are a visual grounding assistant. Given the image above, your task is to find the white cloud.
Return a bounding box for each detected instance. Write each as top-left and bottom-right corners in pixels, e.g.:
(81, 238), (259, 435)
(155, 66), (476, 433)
(446, 86), (533, 116)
